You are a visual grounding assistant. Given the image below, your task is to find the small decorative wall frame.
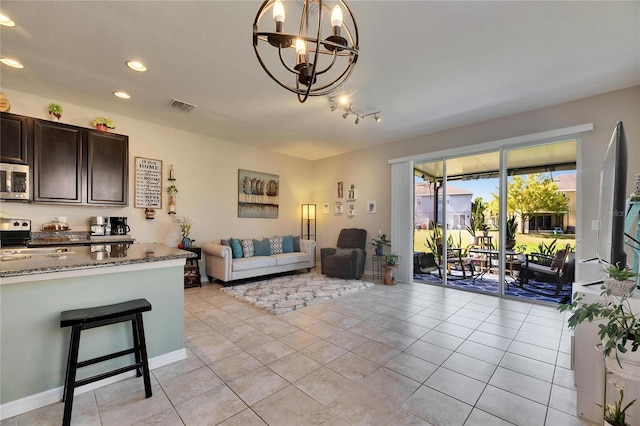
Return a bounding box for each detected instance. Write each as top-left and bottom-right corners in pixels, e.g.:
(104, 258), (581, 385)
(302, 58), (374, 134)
(347, 184), (356, 200)
(238, 169), (279, 218)
(367, 200), (377, 214)
(337, 182), (344, 199)
(135, 157), (162, 209)
(348, 203), (355, 216)
(335, 201), (344, 214)
(323, 203), (330, 214)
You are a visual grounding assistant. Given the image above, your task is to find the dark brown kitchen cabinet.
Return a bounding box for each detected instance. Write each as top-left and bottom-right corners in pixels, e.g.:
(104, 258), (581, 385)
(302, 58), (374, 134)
(33, 119), (83, 203)
(0, 112), (29, 164)
(86, 130), (128, 205)
(32, 119), (129, 206)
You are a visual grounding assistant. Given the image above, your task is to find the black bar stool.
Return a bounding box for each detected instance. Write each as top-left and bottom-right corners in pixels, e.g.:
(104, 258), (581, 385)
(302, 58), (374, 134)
(60, 299), (152, 426)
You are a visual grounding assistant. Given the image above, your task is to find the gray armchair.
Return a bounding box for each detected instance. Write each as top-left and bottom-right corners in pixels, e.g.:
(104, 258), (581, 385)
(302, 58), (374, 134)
(321, 228), (367, 279)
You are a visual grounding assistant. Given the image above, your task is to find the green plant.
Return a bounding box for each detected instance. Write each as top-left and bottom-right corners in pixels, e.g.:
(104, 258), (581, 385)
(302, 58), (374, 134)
(92, 116), (115, 129)
(176, 216), (192, 238)
(166, 185), (179, 195)
(506, 215), (518, 241)
(47, 103), (63, 119)
(516, 244), (527, 254)
(370, 232), (391, 250)
(605, 262), (640, 282)
(537, 238), (558, 256)
(558, 288), (640, 366)
(598, 379), (636, 426)
(382, 253), (401, 266)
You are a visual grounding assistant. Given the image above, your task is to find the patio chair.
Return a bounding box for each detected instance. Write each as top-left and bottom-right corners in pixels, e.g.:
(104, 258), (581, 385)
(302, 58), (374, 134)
(436, 239), (476, 279)
(519, 243), (572, 296)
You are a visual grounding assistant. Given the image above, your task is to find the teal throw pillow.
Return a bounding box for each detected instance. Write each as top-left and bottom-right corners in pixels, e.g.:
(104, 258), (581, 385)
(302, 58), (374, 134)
(282, 235), (294, 253)
(230, 238), (243, 259)
(253, 238), (272, 256)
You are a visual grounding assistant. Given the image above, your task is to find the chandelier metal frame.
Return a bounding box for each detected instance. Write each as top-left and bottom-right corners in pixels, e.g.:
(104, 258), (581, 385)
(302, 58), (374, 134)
(253, 0), (359, 103)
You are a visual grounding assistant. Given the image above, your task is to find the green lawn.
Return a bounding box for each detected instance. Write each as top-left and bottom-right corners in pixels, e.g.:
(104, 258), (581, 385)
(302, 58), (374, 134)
(413, 229), (575, 255)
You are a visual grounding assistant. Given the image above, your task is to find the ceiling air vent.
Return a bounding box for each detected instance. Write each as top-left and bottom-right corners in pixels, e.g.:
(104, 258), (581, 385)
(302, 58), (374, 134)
(168, 99), (196, 113)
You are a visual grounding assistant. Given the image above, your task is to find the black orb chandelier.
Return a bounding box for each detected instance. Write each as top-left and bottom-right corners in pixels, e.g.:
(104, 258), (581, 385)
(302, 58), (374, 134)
(253, 0), (359, 103)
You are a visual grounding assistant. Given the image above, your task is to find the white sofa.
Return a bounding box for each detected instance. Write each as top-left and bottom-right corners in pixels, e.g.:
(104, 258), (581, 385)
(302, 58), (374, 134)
(202, 239), (316, 283)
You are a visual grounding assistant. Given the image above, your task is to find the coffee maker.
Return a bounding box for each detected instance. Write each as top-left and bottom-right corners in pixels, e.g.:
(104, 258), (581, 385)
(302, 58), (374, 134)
(109, 217), (130, 235)
(90, 217), (110, 236)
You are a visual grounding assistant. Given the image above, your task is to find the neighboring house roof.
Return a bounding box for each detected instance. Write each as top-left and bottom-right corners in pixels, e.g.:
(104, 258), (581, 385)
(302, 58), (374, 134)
(415, 183), (473, 196)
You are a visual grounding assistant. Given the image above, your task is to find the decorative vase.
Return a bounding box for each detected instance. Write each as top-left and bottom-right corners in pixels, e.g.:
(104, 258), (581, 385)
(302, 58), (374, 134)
(181, 237), (192, 249)
(168, 194), (176, 215)
(604, 339), (640, 380)
(375, 247), (383, 256)
(96, 124), (108, 132)
(604, 278), (637, 297)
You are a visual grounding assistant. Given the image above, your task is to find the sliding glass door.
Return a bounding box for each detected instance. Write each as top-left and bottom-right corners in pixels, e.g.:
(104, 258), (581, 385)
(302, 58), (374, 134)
(413, 140), (577, 302)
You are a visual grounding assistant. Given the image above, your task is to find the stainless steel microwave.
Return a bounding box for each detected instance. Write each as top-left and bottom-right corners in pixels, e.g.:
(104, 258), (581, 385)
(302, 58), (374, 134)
(0, 163), (30, 200)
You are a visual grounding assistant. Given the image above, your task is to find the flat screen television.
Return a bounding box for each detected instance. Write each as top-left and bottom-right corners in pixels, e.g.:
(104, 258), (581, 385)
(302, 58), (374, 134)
(596, 121), (627, 268)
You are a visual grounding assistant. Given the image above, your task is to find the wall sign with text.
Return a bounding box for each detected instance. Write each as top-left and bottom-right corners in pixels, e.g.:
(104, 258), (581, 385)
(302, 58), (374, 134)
(135, 157), (162, 208)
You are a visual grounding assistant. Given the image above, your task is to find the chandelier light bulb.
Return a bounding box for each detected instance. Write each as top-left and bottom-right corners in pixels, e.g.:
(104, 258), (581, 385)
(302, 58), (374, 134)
(342, 112), (348, 119)
(330, 105), (338, 112)
(273, 0), (285, 23)
(331, 6), (343, 27)
(355, 117), (360, 124)
(295, 39), (306, 55)
(375, 114), (381, 123)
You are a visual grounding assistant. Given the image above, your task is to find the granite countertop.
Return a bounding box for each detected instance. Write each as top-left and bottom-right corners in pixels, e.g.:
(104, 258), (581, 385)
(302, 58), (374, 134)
(0, 243), (195, 278)
(28, 231), (135, 246)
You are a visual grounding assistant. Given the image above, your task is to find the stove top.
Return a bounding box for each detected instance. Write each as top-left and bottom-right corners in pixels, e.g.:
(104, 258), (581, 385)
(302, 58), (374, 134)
(0, 218), (32, 247)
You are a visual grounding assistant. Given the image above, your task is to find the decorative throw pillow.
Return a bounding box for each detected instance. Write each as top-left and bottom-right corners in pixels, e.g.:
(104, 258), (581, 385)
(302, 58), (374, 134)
(334, 247), (355, 257)
(241, 239), (254, 258)
(253, 238), (271, 256)
(229, 238), (243, 259)
(282, 235), (294, 253)
(269, 236), (283, 254)
(220, 239), (230, 247)
(293, 235), (301, 252)
(550, 250), (566, 270)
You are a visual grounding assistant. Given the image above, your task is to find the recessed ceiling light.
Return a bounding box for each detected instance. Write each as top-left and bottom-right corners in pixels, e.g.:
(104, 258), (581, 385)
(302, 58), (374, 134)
(0, 13), (15, 27)
(113, 91), (131, 99)
(126, 61), (147, 72)
(0, 58), (23, 68)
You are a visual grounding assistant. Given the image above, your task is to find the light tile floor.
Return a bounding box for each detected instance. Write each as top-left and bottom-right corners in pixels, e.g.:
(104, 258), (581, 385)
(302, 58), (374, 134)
(2, 276), (594, 426)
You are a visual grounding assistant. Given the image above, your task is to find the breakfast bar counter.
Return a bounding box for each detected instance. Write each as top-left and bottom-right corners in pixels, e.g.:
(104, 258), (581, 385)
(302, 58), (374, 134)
(0, 243), (191, 418)
(1, 243), (195, 280)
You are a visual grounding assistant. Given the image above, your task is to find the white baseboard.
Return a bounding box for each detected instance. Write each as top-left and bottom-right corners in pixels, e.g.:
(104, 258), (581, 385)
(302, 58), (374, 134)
(0, 348), (187, 420)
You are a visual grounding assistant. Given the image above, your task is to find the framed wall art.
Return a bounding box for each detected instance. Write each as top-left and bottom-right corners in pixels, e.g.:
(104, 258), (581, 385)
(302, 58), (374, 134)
(367, 200), (377, 214)
(135, 157), (162, 208)
(238, 169), (279, 218)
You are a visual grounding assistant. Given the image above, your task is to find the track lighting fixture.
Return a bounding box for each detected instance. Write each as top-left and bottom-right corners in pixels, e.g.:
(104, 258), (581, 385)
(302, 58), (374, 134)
(328, 95), (381, 125)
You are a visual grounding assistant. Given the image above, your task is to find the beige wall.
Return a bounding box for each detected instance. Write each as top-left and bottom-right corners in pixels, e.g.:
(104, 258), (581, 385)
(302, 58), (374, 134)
(1, 89), (315, 248)
(313, 86), (639, 273)
(4, 86), (638, 277)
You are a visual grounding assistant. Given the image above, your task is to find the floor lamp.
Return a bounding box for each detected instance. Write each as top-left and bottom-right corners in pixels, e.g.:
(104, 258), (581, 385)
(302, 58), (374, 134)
(301, 204), (316, 240)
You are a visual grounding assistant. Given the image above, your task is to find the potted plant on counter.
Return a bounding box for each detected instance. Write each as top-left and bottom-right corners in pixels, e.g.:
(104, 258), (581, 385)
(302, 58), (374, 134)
(604, 262), (639, 297)
(92, 117), (115, 132)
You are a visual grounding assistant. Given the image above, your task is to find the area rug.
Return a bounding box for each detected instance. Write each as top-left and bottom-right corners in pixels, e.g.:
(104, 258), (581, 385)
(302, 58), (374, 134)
(220, 273), (374, 315)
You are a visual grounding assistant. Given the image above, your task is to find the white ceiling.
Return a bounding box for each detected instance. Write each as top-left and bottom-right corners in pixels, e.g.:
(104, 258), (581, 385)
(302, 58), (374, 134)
(1, 1), (638, 161)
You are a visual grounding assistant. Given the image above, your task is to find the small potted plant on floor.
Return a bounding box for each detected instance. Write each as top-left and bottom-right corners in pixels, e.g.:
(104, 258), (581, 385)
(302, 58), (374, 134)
(92, 117), (115, 132)
(381, 253), (401, 285)
(599, 379), (636, 426)
(370, 231), (390, 256)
